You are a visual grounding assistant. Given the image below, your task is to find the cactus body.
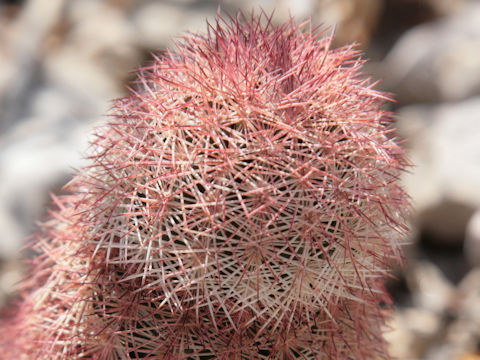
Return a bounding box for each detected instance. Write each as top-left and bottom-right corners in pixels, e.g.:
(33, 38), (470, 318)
(1, 13), (409, 359)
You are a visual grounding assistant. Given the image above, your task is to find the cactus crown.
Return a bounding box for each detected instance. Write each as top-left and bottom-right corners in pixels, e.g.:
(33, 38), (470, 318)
(2, 12), (409, 360)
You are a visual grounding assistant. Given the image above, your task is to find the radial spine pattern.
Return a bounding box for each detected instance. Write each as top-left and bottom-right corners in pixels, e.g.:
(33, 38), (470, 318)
(1, 13), (410, 360)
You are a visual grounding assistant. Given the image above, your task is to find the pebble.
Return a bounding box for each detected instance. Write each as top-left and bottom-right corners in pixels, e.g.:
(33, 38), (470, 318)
(382, 2), (480, 103)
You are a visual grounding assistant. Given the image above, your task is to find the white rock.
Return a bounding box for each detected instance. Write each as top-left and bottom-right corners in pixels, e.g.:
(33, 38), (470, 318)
(0, 86), (100, 258)
(465, 210), (480, 267)
(386, 307), (442, 360)
(0, 207), (22, 257)
(383, 2), (480, 103)
(396, 97), (480, 245)
(50, 0), (141, 95)
(132, 3), (217, 49)
(425, 345), (463, 360)
(457, 267), (480, 326)
(65, 0), (137, 68)
(404, 308), (442, 336)
(398, 97), (480, 212)
(385, 310), (418, 359)
(0, 260), (23, 308)
(408, 261), (455, 314)
(0, 0), (65, 131)
(0, 0), (143, 259)
(433, 268), (480, 358)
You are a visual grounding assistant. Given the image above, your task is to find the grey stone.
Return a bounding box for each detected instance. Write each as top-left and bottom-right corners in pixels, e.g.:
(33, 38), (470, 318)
(465, 211), (480, 267)
(408, 261), (455, 314)
(383, 2), (480, 103)
(397, 98), (480, 247)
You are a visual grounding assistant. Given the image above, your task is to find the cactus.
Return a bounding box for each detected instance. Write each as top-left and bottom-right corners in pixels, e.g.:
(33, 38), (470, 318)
(1, 12), (410, 359)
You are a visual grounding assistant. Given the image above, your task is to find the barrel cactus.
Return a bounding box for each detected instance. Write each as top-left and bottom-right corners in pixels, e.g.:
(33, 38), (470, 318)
(1, 12), (410, 359)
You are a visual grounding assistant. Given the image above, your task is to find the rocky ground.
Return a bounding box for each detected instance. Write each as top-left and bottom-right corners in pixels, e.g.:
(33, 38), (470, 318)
(1, 0), (480, 359)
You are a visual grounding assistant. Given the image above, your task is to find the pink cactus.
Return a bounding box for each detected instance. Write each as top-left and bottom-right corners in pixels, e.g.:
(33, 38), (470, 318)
(1, 13), (410, 359)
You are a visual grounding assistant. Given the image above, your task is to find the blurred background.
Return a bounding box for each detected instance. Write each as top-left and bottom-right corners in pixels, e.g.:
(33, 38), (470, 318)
(0, 0), (479, 359)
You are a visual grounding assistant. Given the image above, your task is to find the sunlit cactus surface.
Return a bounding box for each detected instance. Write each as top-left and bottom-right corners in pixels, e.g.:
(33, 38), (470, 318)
(0, 12), (410, 360)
